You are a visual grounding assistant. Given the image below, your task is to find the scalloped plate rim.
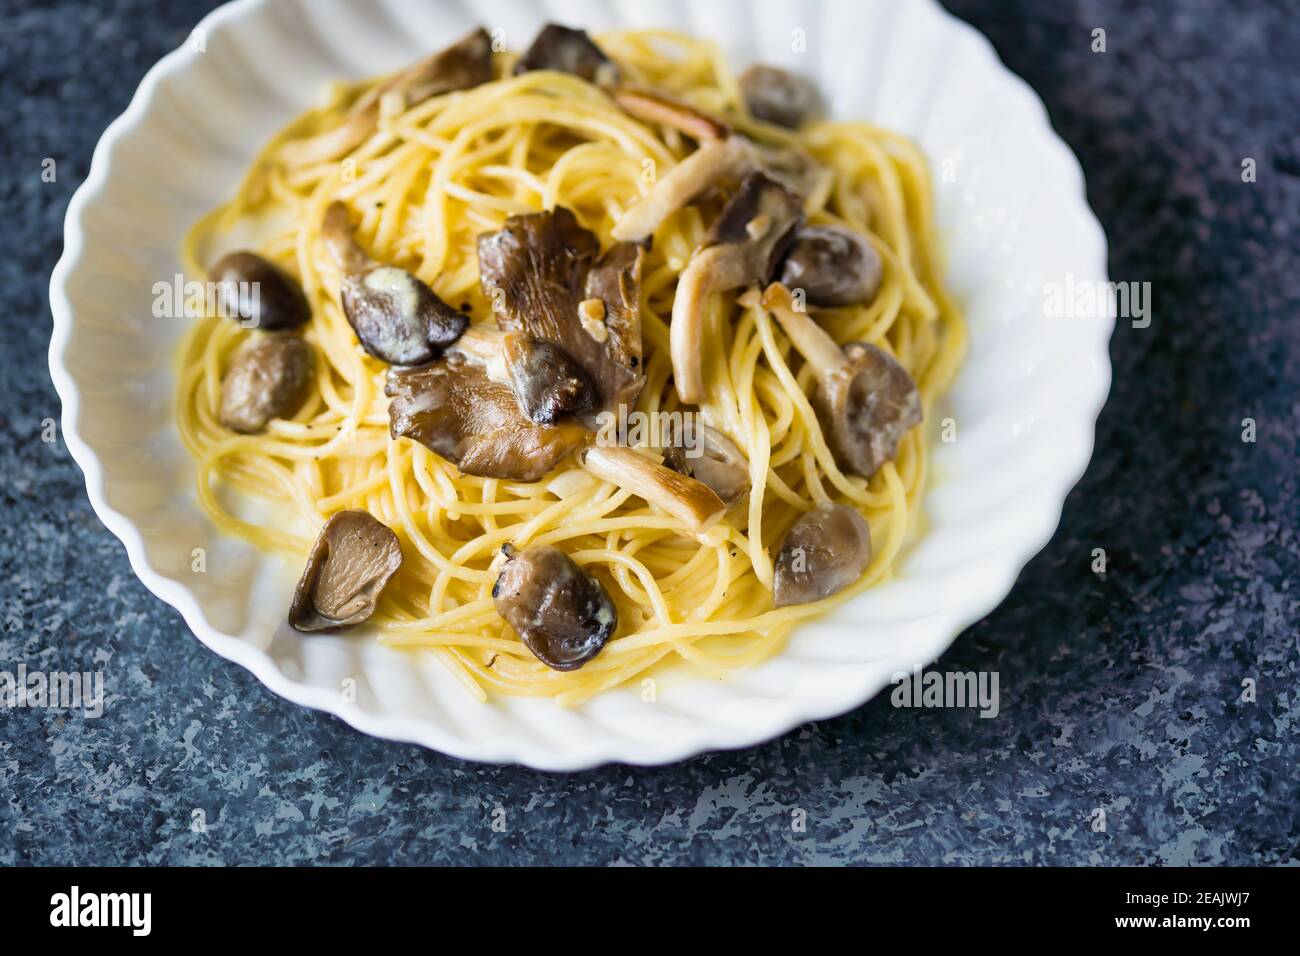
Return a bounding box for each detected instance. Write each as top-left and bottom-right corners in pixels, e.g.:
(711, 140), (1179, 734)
(48, 0), (1113, 771)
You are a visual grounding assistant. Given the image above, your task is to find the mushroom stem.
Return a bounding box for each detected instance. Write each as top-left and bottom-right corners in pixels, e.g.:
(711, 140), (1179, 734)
(755, 283), (922, 479)
(447, 324), (511, 385)
(669, 257), (713, 404)
(322, 202), (369, 273)
(452, 324), (508, 362)
(613, 85), (732, 142)
(581, 446), (726, 533)
(611, 137), (751, 242)
(669, 178), (804, 405)
(759, 282), (851, 379)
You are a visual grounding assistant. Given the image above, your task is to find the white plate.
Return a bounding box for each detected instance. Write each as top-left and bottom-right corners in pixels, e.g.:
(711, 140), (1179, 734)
(49, 0), (1113, 770)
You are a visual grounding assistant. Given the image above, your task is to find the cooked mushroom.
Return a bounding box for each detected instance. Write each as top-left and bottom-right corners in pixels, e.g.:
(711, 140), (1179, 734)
(210, 252), (311, 331)
(386, 353), (588, 481)
(663, 424), (750, 507)
(773, 503), (872, 607)
(323, 202), (468, 366)
(501, 334), (593, 424)
(581, 446), (726, 533)
(778, 226), (883, 308)
(613, 85), (732, 142)
(478, 208), (646, 421)
(219, 334), (314, 434)
(493, 544), (617, 671)
(670, 173), (804, 403)
(739, 64), (823, 129)
(582, 238), (648, 407)
(749, 140), (832, 203)
(280, 28), (494, 167)
(514, 24), (619, 86)
(759, 283), (922, 478)
(610, 136), (752, 243)
(289, 510), (404, 632)
(453, 325), (594, 425)
(612, 142), (826, 244)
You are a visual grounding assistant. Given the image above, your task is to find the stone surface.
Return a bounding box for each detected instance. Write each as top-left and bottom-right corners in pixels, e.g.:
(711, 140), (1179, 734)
(0, 0), (1296, 865)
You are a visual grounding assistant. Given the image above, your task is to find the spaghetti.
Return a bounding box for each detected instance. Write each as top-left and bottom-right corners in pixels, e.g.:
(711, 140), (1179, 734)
(176, 28), (965, 705)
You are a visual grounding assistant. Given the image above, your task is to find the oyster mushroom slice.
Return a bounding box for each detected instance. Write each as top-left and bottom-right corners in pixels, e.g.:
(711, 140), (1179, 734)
(671, 173), (804, 403)
(493, 544), (617, 671)
(514, 24), (619, 86)
(739, 64), (823, 129)
(611, 136), (753, 243)
(323, 202), (468, 366)
(502, 334), (594, 424)
(749, 140), (833, 206)
(477, 208), (646, 421)
(610, 121), (826, 244)
(211, 252), (311, 331)
(779, 226), (883, 308)
(663, 424), (750, 507)
(386, 354), (588, 481)
(759, 283), (922, 478)
(219, 334), (314, 434)
(453, 325), (594, 425)
(280, 28), (494, 168)
(773, 503), (872, 607)
(613, 85), (732, 142)
(581, 446), (726, 533)
(289, 510), (404, 632)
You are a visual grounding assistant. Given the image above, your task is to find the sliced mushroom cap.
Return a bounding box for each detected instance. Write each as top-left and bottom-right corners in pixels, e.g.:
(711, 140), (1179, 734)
(779, 225), (883, 308)
(324, 202), (469, 366)
(386, 353), (588, 481)
(760, 283), (922, 478)
(670, 173), (804, 403)
(289, 510), (403, 632)
(748, 140), (832, 202)
(583, 238), (648, 408)
(739, 64), (823, 129)
(211, 252), (311, 331)
(280, 28), (494, 167)
(663, 424), (750, 506)
(773, 503), (872, 607)
(515, 24), (619, 86)
(341, 267), (469, 365)
(493, 544), (617, 671)
(816, 341), (923, 478)
(402, 26), (496, 101)
(703, 172), (805, 259)
(478, 208), (646, 421)
(219, 334), (314, 434)
(451, 325), (594, 425)
(502, 333), (594, 424)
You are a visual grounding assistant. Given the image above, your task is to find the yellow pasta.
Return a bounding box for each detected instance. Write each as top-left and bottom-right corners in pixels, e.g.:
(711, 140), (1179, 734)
(177, 29), (965, 705)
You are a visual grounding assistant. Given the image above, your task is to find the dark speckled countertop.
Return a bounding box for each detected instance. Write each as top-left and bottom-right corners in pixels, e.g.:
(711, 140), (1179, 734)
(1, 0), (1296, 866)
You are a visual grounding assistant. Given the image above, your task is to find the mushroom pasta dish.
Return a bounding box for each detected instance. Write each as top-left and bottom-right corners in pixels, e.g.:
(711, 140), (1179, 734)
(177, 26), (966, 704)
